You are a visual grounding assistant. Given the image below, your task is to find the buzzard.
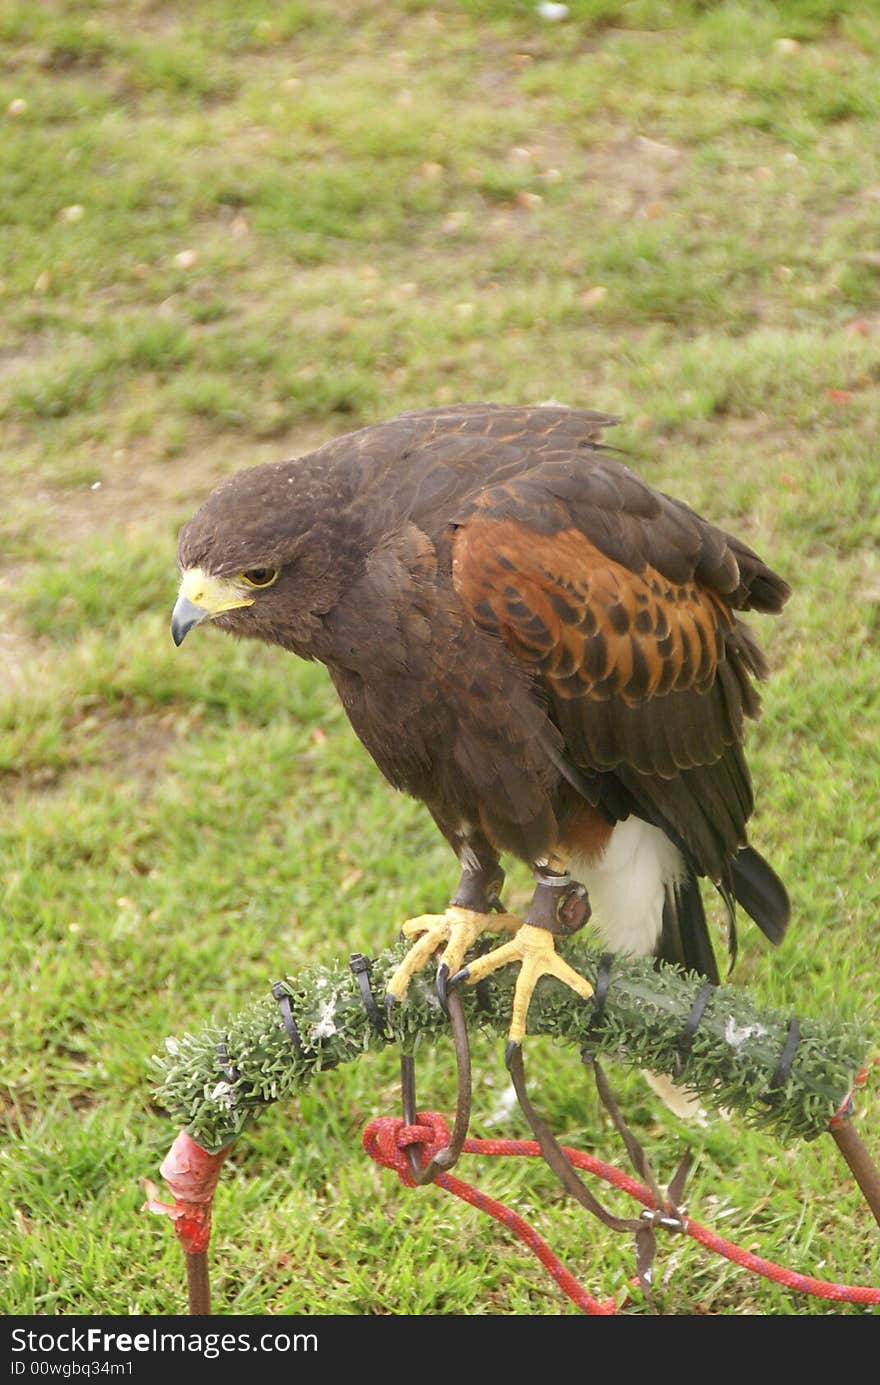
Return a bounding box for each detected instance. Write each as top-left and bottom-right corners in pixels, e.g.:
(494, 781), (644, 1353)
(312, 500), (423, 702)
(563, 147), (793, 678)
(171, 404), (790, 1046)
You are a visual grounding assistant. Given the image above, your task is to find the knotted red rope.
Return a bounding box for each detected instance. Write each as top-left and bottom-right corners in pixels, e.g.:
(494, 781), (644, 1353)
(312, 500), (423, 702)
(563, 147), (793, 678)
(364, 1112), (616, 1313)
(363, 1112), (880, 1314)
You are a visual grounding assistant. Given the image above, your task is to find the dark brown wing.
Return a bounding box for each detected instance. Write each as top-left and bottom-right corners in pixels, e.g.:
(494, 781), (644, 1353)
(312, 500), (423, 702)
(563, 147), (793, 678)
(451, 469), (789, 882)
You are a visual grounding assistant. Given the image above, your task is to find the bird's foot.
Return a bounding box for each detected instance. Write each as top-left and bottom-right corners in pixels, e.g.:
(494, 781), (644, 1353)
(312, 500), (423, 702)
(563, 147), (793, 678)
(450, 923), (594, 1045)
(385, 905), (523, 1008)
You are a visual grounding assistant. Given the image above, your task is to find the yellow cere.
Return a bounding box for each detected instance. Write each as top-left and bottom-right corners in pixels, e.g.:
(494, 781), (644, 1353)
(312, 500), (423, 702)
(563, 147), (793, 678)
(178, 567), (256, 615)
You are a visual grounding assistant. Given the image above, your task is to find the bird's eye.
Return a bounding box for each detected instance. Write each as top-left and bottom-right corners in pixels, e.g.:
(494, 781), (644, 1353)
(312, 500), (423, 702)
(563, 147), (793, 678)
(240, 568), (279, 588)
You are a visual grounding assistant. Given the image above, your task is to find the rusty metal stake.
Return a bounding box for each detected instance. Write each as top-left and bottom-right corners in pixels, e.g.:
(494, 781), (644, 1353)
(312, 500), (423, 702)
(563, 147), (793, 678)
(829, 1117), (880, 1231)
(186, 1250), (211, 1316)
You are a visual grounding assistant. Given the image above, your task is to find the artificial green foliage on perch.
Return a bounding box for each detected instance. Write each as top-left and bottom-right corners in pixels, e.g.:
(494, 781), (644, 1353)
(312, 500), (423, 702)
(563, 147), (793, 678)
(152, 938), (867, 1155)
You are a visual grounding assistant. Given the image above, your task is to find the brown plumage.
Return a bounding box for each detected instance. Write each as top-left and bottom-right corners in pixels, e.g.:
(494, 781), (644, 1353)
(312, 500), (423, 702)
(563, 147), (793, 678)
(174, 403), (791, 989)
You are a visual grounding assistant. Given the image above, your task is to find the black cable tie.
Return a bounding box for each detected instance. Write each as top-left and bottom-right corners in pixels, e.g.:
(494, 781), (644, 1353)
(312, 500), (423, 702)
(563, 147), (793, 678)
(582, 953), (615, 1055)
(215, 1037), (241, 1108)
(674, 981), (716, 1076)
(768, 1018), (801, 1093)
(271, 980), (305, 1057)
(349, 953), (387, 1037)
(215, 1037), (239, 1084)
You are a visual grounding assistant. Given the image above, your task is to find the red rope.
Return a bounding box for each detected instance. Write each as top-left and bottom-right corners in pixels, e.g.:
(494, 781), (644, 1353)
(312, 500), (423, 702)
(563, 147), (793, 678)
(363, 1112), (880, 1314)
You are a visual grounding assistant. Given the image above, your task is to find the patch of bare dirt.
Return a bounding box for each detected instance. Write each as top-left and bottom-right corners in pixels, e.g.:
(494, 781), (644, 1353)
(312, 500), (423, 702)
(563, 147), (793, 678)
(0, 704), (185, 802)
(580, 129), (690, 218)
(19, 424), (331, 556)
(0, 611), (54, 698)
(76, 706), (183, 786)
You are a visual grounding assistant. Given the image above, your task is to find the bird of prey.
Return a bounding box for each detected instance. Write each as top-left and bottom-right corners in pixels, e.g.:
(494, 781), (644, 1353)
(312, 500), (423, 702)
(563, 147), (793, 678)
(171, 403), (790, 1048)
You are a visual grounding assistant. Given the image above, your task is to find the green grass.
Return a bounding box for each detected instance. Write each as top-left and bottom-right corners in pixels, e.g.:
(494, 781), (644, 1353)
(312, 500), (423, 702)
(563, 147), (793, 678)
(1, 0), (879, 1317)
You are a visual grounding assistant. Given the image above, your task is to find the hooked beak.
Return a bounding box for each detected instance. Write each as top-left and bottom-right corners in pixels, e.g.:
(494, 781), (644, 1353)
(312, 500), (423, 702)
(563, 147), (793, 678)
(171, 567), (255, 646)
(171, 592), (207, 646)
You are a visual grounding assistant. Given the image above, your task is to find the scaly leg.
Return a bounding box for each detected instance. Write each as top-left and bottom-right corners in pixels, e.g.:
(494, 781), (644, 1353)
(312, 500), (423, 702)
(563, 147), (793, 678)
(385, 859), (522, 1008)
(450, 854), (594, 1045)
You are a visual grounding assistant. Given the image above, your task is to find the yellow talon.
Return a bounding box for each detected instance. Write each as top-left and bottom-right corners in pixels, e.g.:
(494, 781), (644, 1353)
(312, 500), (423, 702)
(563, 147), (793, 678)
(458, 923), (594, 1043)
(386, 905), (522, 1003)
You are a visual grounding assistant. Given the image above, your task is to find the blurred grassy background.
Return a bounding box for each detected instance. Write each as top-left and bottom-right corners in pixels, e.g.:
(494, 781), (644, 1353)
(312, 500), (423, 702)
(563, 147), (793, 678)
(1, 0), (878, 1315)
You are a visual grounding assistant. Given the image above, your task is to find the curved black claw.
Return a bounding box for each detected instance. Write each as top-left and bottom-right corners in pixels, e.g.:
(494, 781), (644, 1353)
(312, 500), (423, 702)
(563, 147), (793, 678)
(504, 1039), (521, 1071)
(446, 964), (470, 992)
(435, 962), (450, 1016)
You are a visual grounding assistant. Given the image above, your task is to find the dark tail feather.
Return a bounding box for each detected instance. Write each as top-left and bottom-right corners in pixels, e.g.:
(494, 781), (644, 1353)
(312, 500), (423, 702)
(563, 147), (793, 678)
(716, 879), (738, 976)
(659, 870), (721, 985)
(729, 845), (790, 945)
(660, 849), (788, 985)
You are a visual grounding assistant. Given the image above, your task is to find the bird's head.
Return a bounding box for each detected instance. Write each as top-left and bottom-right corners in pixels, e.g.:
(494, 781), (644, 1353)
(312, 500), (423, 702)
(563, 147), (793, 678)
(172, 458), (356, 656)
